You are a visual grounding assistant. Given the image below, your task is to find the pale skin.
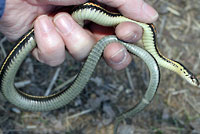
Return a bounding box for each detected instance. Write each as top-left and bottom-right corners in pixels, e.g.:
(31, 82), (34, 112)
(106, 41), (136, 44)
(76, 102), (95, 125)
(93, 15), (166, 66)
(0, 0), (158, 70)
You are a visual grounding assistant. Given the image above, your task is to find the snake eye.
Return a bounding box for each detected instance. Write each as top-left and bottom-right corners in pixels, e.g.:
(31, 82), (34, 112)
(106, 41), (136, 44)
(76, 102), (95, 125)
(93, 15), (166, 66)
(191, 75), (199, 86)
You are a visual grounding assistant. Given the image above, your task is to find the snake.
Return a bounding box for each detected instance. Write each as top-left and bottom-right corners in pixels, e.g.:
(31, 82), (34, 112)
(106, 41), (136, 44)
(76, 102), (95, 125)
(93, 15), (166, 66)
(0, 1), (198, 133)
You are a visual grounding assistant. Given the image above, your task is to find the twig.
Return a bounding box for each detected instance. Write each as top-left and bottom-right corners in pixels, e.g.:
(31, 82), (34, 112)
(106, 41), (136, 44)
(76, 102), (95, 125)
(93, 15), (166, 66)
(44, 67), (61, 96)
(185, 95), (200, 114)
(160, 0), (182, 11)
(67, 109), (93, 120)
(11, 107), (21, 114)
(193, 19), (200, 29)
(184, 12), (192, 34)
(125, 68), (134, 90)
(14, 80), (31, 88)
(157, 15), (167, 43)
(0, 37), (7, 57)
(52, 74), (77, 92)
(171, 89), (187, 95)
(167, 7), (181, 16)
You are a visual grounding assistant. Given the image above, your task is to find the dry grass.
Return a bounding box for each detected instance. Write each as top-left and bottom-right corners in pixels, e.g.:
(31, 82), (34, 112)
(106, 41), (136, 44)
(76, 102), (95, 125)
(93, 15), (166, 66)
(0, 0), (200, 134)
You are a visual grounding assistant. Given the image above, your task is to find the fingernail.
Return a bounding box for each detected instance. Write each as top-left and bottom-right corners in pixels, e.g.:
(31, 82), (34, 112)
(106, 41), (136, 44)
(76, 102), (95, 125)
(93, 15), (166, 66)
(37, 15), (54, 33)
(54, 14), (73, 34)
(123, 32), (138, 42)
(110, 48), (127, 64)
(143, 3), (159, 21)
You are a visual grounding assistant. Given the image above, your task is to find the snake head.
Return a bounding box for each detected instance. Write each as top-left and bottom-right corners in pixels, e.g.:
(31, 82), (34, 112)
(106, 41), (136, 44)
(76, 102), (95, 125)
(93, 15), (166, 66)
(177, 61), (200, 87)
(189, 75), (200, 87)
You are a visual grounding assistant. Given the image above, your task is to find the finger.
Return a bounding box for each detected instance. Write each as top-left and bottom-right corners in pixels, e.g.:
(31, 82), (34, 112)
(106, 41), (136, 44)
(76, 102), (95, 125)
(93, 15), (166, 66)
(53, 13), (96, 60)
(115, 22), (143, 43)
(103, 43), (132, 70)
(32, 15), (66, 66)
(89, 23), (132, 70)
(97, 0), (158, 23)
(27, 0), (87, 6)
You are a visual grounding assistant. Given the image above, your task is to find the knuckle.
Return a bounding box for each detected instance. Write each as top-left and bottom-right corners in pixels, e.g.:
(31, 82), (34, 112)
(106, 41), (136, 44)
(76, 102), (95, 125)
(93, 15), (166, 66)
(42, 43), (58, 55)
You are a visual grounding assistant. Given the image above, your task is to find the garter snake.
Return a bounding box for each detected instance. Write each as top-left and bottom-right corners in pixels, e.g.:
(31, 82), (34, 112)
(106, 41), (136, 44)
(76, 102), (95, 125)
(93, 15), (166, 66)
(0, 1), (198, 133)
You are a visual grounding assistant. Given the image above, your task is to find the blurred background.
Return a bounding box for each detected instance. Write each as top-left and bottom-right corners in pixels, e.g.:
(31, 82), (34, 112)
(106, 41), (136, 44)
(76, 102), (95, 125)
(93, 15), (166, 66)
(0, 0), (200, 134)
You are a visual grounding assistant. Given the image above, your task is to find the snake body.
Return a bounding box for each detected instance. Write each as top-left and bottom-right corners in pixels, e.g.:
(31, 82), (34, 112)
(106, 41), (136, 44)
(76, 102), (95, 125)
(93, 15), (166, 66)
(0, 1), (198, 134)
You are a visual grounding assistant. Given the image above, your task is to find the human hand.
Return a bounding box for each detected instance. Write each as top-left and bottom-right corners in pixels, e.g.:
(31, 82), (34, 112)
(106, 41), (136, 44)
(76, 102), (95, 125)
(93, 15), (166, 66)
(0, 0), (158, 70)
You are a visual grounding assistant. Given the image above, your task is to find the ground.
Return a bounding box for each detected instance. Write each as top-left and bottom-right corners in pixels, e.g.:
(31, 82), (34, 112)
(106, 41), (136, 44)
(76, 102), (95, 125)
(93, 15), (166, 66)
(0, 0), (200, 134)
